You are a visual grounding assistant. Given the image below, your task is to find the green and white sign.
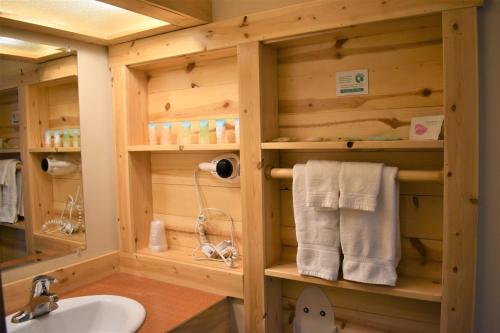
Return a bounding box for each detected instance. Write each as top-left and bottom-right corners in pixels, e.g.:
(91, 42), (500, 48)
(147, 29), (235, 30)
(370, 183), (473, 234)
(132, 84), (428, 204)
(336, 69), (369, 96)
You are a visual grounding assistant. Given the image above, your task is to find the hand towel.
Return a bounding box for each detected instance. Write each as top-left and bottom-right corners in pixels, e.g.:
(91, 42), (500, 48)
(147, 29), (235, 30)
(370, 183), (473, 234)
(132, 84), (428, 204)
(339, 162), (383, 212)
(293, 164), (340, 281)
(0, 159), (20, 223)
(305, 160), (341, 209)
(340, 166), (401, 286)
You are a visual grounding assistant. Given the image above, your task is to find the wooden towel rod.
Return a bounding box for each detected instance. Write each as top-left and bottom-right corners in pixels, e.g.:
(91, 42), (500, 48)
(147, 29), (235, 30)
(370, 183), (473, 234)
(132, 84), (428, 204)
(266, 168), (444, 183)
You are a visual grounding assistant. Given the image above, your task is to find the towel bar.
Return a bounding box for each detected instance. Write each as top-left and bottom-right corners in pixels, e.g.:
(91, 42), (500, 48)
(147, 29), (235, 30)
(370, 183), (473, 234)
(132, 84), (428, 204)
(266, 168), (444, 183)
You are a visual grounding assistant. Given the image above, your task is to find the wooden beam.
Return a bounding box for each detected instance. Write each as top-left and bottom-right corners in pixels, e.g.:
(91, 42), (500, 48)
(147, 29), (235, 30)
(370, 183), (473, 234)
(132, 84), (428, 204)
(110, 66), (136, 253)
(441, 7), (479, 333)
(98, 0), (212, 27)
(239, 41), (266, 333)
(109, 0), (482, 67)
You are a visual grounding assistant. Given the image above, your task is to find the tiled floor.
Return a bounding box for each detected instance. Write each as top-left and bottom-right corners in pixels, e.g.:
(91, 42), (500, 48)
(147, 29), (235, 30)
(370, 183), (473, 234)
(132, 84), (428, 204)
(61, 273), (226, 332)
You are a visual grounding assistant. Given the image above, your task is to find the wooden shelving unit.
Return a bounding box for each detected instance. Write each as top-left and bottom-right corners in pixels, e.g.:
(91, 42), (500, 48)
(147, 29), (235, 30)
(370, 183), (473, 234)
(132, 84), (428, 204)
(0, 87), (28, 262)
(111, 3), (479, 332)
(261, 140), (444, 151)
(113, 48), (243, 299)
(24, 59), (86, 256)
(265, 262), (441, 302)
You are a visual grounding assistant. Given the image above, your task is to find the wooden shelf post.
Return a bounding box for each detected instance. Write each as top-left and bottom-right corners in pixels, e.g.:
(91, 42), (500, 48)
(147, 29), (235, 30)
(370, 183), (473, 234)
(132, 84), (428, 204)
(239, 41), (282, 333)
(441, 7), (479, 332)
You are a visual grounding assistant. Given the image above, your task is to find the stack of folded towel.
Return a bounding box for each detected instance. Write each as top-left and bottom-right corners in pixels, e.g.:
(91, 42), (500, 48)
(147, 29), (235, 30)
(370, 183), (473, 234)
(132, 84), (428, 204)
(293, 160), (401, 286)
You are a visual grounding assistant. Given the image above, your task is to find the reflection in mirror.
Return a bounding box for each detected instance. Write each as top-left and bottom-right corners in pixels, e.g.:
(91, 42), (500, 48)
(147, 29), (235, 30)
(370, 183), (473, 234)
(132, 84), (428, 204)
(0, 35), (85, 270)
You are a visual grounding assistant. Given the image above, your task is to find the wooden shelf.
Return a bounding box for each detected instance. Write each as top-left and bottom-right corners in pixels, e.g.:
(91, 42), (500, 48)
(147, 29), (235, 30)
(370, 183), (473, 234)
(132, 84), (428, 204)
(137, 248), (243, 275)
(0, 221), (25, 230)
(261, 140), (444, 151)
(128, 144), (240, 152)
(265, 262), (442, 303)
(34, 231), (86, 246)
(29, 147), (81, 153)
(0, 149), (20, 154)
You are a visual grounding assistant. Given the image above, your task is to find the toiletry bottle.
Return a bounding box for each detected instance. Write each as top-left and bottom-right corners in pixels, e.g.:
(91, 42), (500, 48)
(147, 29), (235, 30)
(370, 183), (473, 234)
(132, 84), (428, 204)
(44, 130), (52, 147)
(148, 123), (157, 145)
(62, 129), (71, 147)
(72, 128), (80, 148)
(235, 118), (240, 144)
(160, 122), (173, 145)
(181, 121), (192, 145)
(215, 119), (226, 144)
(53, 130), (61, 147)
(199, 120), (210, 144)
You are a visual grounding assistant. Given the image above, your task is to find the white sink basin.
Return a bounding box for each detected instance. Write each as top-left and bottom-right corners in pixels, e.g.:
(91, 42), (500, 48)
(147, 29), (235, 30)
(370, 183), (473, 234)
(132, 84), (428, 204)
(6, 295), (146, 333)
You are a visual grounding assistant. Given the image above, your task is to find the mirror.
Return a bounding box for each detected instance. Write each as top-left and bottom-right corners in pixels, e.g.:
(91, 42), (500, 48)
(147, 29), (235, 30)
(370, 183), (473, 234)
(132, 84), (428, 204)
(0, 36), (85, 269)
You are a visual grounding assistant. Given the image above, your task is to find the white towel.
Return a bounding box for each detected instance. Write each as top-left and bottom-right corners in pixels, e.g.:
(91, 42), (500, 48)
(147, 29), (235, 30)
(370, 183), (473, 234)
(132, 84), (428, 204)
(340, 166), (401, 286)
(293, 164), (340, 281)
(0, 159), (20, 223)
(305, 160), (341, 209)
(339, 162), (383, 212)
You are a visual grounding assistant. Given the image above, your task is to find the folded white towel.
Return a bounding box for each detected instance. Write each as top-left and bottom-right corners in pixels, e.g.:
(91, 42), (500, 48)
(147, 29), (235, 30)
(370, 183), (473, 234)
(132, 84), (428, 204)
(293, 164), (340, 280)
(340, 166), (401, 286)
(0, 159), (20, 223)
(339, 162), (383, 212)
(305, 160), (341, 209)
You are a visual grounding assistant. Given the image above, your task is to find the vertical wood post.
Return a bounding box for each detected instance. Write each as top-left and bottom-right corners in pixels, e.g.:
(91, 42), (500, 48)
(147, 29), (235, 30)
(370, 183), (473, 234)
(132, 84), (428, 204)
(111, 65), (135, 253)
(239, 41), (281, 333)
(442, 7), (479, 333)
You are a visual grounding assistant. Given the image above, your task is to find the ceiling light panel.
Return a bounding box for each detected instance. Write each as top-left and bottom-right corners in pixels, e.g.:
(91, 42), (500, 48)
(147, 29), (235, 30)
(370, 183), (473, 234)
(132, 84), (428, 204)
(0, 36), (63, 59)
(0, 0), (170, 40)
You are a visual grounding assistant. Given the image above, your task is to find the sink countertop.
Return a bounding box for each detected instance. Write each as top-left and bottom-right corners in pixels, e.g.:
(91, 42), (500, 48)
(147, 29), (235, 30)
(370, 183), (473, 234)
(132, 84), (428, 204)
(61, 273), (226, 332)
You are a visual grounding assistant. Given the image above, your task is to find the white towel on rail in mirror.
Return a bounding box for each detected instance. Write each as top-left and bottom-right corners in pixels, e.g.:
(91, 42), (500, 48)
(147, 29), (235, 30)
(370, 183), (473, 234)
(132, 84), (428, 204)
(0, 159), (20, 223)
(340, 166), (401, 286)
(293, 164), (340, 281)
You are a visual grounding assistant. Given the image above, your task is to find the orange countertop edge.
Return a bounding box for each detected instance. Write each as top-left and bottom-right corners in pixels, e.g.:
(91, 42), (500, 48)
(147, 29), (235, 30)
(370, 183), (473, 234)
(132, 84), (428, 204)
(60, 273), (226, 333)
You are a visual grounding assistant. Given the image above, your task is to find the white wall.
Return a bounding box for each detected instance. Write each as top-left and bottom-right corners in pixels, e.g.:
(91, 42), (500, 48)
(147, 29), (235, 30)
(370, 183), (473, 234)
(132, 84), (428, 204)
(0, 28), (118, 283)
(475, 2), (500, 332)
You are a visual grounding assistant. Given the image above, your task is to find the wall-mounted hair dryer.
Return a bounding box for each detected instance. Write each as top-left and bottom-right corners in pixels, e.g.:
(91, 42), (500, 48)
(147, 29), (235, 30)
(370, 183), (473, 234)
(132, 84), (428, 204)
(198, 153), (240, 182)
(41, 155), (80, 176)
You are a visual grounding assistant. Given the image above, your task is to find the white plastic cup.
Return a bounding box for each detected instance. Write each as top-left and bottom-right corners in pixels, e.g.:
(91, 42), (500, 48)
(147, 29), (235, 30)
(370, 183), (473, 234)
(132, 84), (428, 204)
(149, 220), (167, 252)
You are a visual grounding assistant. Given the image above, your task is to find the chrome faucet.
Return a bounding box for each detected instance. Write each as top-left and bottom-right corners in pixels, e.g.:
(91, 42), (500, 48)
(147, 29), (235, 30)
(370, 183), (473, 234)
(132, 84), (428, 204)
(11, 275), (59, 323)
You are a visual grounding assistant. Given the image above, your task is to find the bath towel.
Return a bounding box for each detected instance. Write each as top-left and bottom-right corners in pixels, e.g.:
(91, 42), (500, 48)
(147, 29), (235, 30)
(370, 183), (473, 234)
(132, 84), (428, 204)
(0, 159), (20, 223)
(339, 162), (383, 212)
(340, 166), (401, 286)
(305, 160), (341, 209)
(293, 164), (340, 280)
